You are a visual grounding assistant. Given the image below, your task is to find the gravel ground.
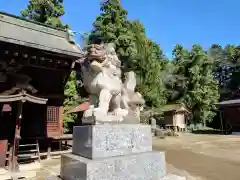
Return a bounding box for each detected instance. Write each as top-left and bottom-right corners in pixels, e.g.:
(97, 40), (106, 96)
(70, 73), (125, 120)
(153, 134), (240, 180)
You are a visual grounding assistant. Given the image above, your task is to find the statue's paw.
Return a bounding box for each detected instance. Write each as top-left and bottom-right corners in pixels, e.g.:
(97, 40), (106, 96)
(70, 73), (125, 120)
(92, 107), (103, 114)
(83, 109), (93, 118)
(93, 108), (108, 118)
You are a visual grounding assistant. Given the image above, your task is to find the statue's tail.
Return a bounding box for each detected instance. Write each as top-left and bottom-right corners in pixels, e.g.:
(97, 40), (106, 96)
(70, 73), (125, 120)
(123, 71), (137, 92)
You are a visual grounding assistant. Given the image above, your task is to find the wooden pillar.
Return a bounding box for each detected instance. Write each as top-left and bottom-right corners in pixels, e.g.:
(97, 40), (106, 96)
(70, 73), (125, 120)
(8, 145), (13, 168)
(47, 139), (52, 159)
(59, 106), (64, 135)
(219, 110), (225, 134)
(9, 102), (23, 176)
(36, 140), (40, 163)
(64, 141), (68, 149)
(59, 141), (62, 151)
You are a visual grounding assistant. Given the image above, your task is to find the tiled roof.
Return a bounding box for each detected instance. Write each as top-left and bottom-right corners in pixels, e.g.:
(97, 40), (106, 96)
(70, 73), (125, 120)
(0, 11), (83, 58)
(219, 99), (240, 106)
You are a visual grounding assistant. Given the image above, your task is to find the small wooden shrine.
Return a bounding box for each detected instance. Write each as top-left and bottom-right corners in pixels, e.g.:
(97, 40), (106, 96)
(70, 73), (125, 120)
(0, 12), (83, 171)
(163, 107), (190, 131)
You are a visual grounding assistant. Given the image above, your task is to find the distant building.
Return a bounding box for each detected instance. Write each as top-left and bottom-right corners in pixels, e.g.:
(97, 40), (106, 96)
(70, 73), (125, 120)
(163, 107), (190, 131)
(218, 99), (240, 133)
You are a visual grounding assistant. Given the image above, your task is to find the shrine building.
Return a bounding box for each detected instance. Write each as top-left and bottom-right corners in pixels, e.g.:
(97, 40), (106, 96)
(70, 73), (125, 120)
(0, 12), (83, 170)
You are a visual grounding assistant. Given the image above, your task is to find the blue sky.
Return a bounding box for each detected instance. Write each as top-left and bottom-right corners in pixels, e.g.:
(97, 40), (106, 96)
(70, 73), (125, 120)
(1, 0), (240, 57)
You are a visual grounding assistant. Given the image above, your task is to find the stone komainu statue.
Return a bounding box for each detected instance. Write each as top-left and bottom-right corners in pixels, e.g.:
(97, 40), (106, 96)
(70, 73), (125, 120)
(79, 43), (145, 124)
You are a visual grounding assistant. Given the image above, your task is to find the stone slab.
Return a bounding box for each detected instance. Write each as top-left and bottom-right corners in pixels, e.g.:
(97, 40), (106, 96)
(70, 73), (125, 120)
(60, 151), (166, 180)
(160, 174), (187, 180)
(72, 124), (152, 159)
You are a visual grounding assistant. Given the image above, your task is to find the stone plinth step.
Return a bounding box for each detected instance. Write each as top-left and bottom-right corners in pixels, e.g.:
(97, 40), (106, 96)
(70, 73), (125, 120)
(61, 151), (166, 180)
(73, 124), (152, 159)
(160, 174), (187, 180)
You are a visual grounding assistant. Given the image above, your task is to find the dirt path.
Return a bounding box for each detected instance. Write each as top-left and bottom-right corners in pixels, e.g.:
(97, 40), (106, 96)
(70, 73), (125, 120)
(153, 135), (240, 180)
(165, 148), (240, 180)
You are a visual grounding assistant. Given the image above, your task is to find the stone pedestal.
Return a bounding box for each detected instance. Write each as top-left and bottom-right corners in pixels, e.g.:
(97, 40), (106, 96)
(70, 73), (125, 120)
(72, 125), (152, 159)
(61, 124), (183, 180)
(61, 152), (165, 180)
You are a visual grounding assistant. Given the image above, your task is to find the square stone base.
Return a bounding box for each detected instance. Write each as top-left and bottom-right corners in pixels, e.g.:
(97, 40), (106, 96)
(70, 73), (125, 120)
(73, 124), (152, 159)
(61, 151), (166, 180)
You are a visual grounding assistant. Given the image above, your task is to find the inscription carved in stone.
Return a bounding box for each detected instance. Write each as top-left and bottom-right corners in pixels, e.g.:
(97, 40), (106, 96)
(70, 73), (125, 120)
(105, 130), (133, 151)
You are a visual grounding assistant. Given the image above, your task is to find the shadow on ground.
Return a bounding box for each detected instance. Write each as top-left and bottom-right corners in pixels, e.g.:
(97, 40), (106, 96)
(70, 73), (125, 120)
(191, 129), (226, 135)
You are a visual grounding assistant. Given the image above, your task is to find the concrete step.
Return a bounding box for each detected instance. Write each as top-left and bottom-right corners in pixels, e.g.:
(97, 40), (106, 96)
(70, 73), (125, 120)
(160, 174), (187, 180)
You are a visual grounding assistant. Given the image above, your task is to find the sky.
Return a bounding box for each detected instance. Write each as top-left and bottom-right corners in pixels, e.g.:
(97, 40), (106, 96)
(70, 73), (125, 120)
(1, 0), (240, 57)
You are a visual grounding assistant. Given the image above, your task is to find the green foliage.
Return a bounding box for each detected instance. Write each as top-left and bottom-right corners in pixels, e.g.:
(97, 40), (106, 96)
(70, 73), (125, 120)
(21, 0), (66, 28)
(63, 71), (79, 132)
(170, 44), (220, 125)
(131, 26), (168, 107)
(89, 0), (136, 69)
(208, 44), (240, 100)
(164, 44), (189, 102)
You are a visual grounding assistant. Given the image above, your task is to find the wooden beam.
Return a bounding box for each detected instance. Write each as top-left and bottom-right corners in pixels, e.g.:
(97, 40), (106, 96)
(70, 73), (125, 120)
(0, 91), (48, 104)
(38, 94), (64, 99)
(0, 43), (73, 71)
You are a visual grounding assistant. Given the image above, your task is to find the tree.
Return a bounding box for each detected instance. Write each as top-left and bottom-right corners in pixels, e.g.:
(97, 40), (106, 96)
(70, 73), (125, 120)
(187, 45), (219, 126)
(132, 27), (168, 107)
(21, 0), (66, 28)
(165, 44), (189, 102)
(208, 44), (225, 86)
(208, 44), (240, 100)
(171, 44), (219, 126)
(63, 71), (79, 132)
(89, 0), (136, 69)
